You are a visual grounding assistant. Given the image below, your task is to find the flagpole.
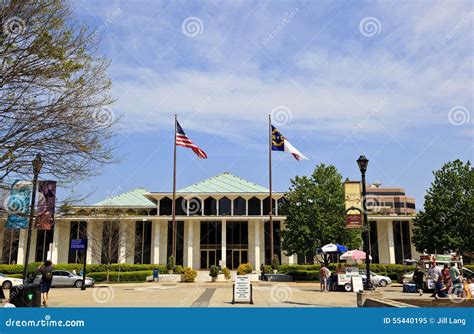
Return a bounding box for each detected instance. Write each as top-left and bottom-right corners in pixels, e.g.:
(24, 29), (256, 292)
(171, 115), (177, 258)
(268, 115), (274, 263)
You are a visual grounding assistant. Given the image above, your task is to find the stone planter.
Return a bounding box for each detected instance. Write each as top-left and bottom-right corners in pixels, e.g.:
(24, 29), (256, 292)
(216, 273), (226, 282)
(211, 276), (218, 282)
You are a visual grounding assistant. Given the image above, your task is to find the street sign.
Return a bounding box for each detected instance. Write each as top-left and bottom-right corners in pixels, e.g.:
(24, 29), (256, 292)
(70, 239), (87, 250)
(346, 214), (362, 228)
(232, 276), (253, 304)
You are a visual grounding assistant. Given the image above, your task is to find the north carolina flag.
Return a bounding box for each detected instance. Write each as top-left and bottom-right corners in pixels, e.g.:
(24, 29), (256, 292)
(271, 125), (308, 161)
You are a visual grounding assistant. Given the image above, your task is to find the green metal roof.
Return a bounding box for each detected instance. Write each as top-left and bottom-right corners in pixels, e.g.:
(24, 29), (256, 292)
(94, 188), (155, 207)
(177, 172), (269, 193)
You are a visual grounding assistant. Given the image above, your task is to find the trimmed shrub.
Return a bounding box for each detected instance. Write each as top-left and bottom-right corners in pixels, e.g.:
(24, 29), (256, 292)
(221, 267), (231, 280)
(237, 263), (253, 275)
(174, 265), (184, 274)
(182, 267), (197, 282)
(209, 265), (219, 277)
(0, 263), (168, 275)
(271, 255), (280, 270)
(87, 270), (152, 282)
(262, 265), (273, 274)
(167, 256), (175, 272)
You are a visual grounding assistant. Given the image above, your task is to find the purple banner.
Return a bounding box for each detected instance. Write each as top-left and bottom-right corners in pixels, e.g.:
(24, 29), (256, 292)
(35, 180), (57, 230)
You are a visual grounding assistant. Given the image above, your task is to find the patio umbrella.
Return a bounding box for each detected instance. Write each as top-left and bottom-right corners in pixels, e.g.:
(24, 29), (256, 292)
(320, 243), (348, 254)
(340, 250), (372, 261)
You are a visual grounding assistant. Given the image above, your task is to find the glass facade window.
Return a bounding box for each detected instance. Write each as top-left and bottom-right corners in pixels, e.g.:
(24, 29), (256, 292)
(393, 220), (412, 264)
(159, 197), (172, 215)
(101, 220), (120, 264)
(200, 221), (222, 247)
(264, 221), (281, 264)
(204, 197), (217, 215)
(175, 197), (187, 216)
(188, 197), (202, 216)
(35, 229), (54, 262)
(225, 221), (248, 269)
(263, 197), (276, 216)
(2, 225), (19, 264)
(68, 221), (87, 264)
(369, 221), (379, 263)
(167, 221), (184, 266)
(233, 197), (246, 215)
(218, 197), (231, 215)
(406, 202), (416, 209)
(248, 197), (261, 215)
(134, 220), (152, 264)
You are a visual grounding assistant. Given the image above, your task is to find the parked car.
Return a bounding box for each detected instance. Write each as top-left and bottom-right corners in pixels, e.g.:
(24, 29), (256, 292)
(358, 270), (392, 287)
(0, 273), (23, 289)
(34, 270), (94, 288)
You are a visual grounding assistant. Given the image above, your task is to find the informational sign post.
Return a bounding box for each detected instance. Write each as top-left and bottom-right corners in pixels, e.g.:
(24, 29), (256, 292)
(70, 239), (87, 250)
(352, 276), (364, 293)
(232, 276), (253, 304)
(70, 239), (88, 290)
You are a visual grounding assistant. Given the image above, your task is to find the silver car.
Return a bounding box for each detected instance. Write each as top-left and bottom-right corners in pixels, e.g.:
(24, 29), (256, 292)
(34, 270), (94, 288)
(358, 270), (392, 287)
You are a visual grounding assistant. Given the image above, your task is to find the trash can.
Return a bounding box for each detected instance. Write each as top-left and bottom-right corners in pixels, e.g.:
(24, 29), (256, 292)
(9, 284), (41, 307)
(153, 268), (159, 282)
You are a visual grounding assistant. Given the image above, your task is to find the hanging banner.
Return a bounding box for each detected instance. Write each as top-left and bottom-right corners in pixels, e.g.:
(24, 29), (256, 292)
(5, 180), (32, 229)
(35, 180), (57, 230)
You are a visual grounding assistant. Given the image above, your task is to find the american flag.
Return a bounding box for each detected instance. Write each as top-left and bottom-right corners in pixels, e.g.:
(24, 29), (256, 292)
(176, 121), (208, 159)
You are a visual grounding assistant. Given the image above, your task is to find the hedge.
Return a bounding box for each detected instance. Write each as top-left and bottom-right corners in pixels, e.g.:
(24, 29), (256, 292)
(0, 263), (167, 275)
(87, 271), (153, 282)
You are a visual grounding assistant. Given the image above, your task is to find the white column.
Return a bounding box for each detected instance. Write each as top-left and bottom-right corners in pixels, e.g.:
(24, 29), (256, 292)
(86, 220), (94, 264)
(16, 229), (28, 265)
(151, 220), (160, 264)
(0, 222), (4, 261)
(186, 220), (193, 268)
(221, 220), (227, 268)
(409, 219), (421, 259)
(50, 222), (60, 264)
(386, 221), (396, 264)
(254, 220), (261, 271)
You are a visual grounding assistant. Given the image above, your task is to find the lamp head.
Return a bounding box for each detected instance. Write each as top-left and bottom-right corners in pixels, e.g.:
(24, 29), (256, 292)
(357, 155), (369, 173)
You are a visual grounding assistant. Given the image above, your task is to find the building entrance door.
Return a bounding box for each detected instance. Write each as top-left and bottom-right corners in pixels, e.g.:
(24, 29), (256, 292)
(228, 250), (248, 270)
(200, 249), (221, 269)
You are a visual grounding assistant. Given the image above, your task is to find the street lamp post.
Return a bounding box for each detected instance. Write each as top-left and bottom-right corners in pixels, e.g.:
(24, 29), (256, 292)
(22, 153), (43, 283)
(357, 155), (373, 290)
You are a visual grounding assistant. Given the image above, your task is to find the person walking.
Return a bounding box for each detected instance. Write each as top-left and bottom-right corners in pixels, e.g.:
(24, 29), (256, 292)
(37, 260), (54, 306)
(319, 265), (330, 292)
(428, 261), (442, 297)
(442, 264), (450, 284)
(413, 266), (425, 296)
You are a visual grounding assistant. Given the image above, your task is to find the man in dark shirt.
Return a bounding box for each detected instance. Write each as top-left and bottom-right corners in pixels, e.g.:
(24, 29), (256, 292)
(38, 260), (54, 306)
(413, 266), (425, 296)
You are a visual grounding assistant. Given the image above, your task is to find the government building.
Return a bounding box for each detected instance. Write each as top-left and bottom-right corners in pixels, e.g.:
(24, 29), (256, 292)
(0, 173), (420, 269)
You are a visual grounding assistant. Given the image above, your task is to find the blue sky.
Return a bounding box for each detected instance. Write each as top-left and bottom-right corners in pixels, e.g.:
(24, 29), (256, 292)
(68, 0), (473, 206)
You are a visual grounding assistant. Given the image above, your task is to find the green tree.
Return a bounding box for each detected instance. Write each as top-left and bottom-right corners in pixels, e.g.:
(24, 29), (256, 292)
(413, 160), (473, 258)
(280, 164), (361, 264)
(1, 0), (117, 183)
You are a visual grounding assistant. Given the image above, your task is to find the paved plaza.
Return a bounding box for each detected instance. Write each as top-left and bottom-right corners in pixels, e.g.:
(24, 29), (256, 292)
(4, 282), (458, 308)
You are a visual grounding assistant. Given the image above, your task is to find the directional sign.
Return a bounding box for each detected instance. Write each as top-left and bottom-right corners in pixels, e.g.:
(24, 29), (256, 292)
(70, 239), (87, 250)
